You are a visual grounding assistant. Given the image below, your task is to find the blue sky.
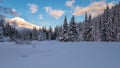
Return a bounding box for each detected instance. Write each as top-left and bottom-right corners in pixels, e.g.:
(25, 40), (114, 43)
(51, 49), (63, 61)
(0, 0), (119, 28)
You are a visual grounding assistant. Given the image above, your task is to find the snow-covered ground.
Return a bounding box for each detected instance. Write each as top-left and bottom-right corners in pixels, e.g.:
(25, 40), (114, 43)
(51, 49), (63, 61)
(0, 41), (120, 68)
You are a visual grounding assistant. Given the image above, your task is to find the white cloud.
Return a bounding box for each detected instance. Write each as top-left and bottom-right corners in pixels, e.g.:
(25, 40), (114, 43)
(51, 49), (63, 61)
(73, 1), (114, 17)
(39, 14), (43, 20)
(45, 6), (65, 19)
(3, 8), (20, 16)
(11, 8), (17, 13)
(45, 7), (50, 13)
(66, 0), (75, 7)
(28, 3), (38, 13)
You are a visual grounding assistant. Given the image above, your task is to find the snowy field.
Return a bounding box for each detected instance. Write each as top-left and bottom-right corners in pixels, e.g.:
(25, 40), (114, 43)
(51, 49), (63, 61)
(0, 41), (120, 68)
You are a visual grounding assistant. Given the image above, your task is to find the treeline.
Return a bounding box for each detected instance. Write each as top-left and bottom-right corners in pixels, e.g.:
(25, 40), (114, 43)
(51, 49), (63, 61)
(0, 20), (56, 42)
(55, 3), (120, 42)
(0, 3), (120, 42)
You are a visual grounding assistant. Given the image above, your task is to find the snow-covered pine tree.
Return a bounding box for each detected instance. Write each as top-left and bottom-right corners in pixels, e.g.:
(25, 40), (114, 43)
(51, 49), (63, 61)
(98, 17), (102, 41)
(22, 29), (29, 40)
(29, 31), (32, 40)
(108, 7), (116, 41)
(101, 5), (109, 41)
(76, 22), (84, 41)
(0, 19), (4, 42)
(85, 12), (88, 22)
(83, 12), (88, 41)
(115, 4), (120, 41)
(101, 5), (115, 41)
(48, 26), (53, 40)
(38, 28), (46, 41)
(32, 27), (39, 40)
(59, 16), (68, 42)
(54, 26), (59, 39)
(42, 27), (49, 40)
(83, 14), (94, 41)
(49, 27), (56, 40)
(55, 25), (63, 41)
(11, 26), (18, 40)
(63, 16), (68, 35)
(106, 6), (116, 41)
(68, 16), (78, 41)
(4, 22), (17, 40)
(4, 23), (9, 37)
(47, 26), (56, 40)
(51, 31), (56, 40)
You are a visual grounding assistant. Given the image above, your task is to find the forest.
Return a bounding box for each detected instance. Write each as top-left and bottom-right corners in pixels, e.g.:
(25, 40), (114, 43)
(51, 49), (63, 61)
(0, 3), (120, 42)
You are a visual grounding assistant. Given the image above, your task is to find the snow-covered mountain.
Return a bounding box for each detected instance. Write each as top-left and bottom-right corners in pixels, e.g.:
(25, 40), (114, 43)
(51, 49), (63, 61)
(8, 17), (41, 30)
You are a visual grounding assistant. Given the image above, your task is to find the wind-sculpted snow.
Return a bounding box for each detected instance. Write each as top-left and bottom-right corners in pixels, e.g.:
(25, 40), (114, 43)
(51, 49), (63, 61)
(0, 41), (120, 68)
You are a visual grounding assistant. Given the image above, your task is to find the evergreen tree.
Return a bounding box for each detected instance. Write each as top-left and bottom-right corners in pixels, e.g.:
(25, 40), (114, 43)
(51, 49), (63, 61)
(32, 27), (39, 40)
(68, 16), (78, 41)
(63, 16), (68, 34)
(4, 22), (17, 40)
(85, 12), (88, 22)
(83, 14), (94, 41)
(55, 26), (63, 40)
(77, 22), (84, 41)
(38, 27), (47, 40)
(101, 5), (110, 41)
(48, 26), (53, 40)
(59, 16), (69, 41)
(0, 19), (4, 42)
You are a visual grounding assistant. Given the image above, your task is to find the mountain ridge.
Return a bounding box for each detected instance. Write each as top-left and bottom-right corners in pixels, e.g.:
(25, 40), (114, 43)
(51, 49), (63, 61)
(8, 17), (41, 30)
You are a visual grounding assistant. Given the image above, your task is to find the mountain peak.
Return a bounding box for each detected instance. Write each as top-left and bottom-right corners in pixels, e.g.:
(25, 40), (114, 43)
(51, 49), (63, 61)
(11, 17), (27, 23)
(8, 17), (41, 30)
